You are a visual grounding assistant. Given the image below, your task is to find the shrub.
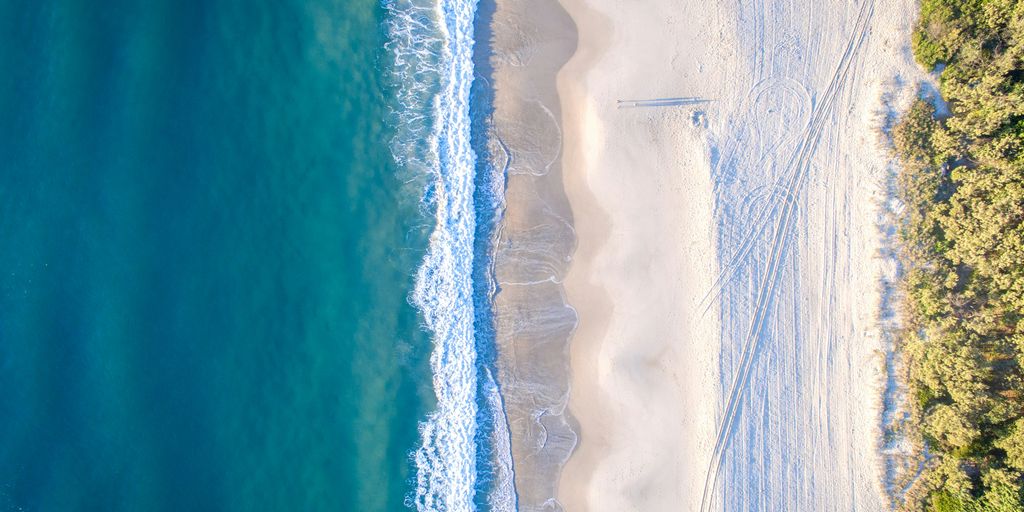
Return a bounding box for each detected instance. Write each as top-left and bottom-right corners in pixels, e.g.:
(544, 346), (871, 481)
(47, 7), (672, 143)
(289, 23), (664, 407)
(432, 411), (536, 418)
(895, 0), (1024, 509)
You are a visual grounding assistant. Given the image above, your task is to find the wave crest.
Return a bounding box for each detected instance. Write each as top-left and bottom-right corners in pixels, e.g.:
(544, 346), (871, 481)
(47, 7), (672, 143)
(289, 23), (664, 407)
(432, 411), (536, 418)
(384, 0), (488, 509)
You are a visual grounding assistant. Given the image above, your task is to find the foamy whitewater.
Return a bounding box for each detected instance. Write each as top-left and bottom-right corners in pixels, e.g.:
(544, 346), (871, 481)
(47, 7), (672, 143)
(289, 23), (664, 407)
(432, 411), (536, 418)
(384, 0), (516, 509)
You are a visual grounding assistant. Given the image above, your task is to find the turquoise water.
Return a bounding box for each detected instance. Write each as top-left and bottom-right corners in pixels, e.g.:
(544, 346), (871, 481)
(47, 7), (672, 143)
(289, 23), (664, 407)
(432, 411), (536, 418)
(0, 1), (438, 510)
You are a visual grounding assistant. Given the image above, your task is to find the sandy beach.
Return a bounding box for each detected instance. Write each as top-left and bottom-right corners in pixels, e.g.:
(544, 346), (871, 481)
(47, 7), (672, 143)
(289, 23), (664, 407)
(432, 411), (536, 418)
(540, 0), (926, 509)
(555, 0), (724, 508)
(484, 0), (578, 509)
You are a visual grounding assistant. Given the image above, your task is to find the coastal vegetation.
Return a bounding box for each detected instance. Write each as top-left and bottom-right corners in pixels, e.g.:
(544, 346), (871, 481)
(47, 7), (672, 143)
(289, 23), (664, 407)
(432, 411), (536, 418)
(894, 0), (1024, 510)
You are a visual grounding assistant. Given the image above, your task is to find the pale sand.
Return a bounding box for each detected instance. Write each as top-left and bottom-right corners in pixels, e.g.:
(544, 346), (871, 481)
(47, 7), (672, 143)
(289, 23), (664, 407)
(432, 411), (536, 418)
(553, 0), (925, 510)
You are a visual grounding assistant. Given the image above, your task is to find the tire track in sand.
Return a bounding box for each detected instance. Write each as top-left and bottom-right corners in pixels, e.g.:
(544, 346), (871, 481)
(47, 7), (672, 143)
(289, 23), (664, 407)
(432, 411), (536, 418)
(696, 79), (812, 317)
(699, 3), (874, 510)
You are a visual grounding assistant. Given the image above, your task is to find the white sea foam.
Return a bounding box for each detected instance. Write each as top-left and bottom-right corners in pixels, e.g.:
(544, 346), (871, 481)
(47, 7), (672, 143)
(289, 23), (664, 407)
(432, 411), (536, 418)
(484, 369), (518, 512)
(384, 0), (486, 510)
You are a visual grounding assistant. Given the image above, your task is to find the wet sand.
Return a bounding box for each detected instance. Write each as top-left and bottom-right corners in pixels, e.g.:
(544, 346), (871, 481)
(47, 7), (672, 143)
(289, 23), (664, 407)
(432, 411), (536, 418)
(483, 0), (578, 509)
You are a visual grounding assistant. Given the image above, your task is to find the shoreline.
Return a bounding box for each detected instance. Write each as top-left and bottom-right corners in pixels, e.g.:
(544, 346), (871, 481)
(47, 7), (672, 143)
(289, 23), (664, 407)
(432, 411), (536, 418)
(483, 0), (579, 508)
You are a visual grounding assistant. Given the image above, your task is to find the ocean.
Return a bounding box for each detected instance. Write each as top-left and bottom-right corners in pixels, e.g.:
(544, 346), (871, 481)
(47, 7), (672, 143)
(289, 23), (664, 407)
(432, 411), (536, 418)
(0, 0), (506, 510)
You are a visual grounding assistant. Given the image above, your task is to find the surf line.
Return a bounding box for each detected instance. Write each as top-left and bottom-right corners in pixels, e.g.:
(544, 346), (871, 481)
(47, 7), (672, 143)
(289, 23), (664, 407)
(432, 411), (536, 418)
(384, 0), (500, 509)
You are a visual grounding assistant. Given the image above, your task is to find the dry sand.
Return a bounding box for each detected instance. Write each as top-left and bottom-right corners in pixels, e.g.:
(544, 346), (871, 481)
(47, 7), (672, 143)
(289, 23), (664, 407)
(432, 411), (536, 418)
(548, 0), (926, 510)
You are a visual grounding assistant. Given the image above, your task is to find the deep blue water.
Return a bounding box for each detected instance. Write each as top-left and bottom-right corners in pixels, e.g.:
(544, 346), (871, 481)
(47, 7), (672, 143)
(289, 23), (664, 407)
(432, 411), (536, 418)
(0, 1), (435, 510)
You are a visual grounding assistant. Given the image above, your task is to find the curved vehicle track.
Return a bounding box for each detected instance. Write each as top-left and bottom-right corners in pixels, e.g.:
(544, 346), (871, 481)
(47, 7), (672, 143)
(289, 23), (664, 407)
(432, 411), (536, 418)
(699, 2), (875, 510)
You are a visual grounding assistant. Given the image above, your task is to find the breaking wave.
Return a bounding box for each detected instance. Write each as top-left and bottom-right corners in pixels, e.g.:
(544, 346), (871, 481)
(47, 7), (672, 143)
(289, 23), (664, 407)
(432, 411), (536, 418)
(384, 0), (515, 509)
